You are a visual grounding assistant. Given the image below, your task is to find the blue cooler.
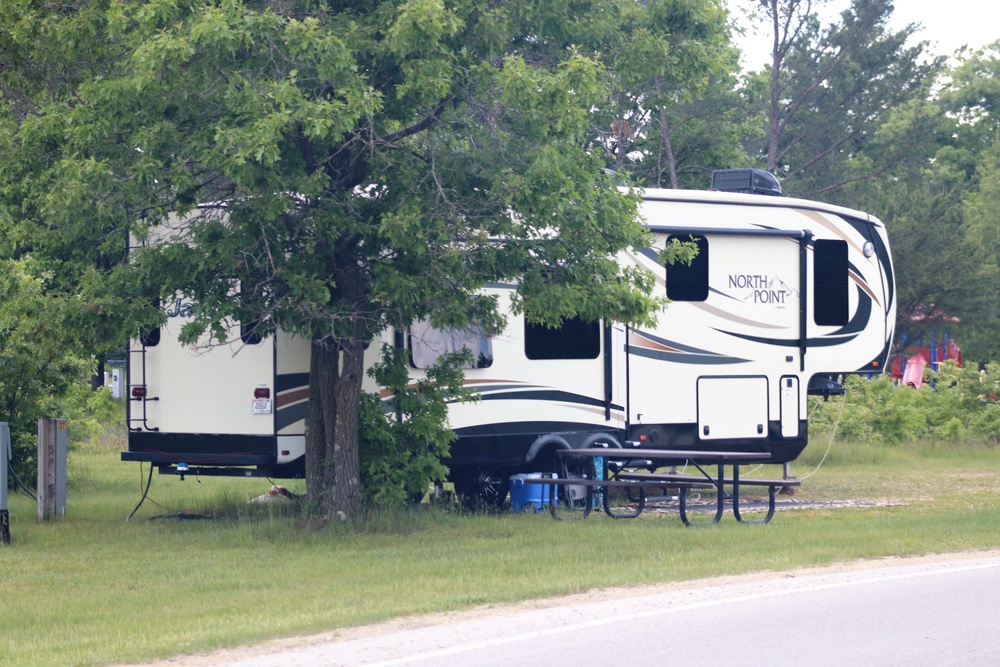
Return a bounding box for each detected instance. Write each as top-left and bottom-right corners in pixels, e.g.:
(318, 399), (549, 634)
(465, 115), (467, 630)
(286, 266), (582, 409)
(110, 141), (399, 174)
(509, 473), (555, 513)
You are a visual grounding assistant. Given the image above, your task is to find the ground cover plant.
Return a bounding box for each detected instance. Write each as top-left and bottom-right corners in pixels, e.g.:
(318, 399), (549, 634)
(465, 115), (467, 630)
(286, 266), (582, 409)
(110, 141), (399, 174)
(808, 362), (1000, 445)
(2, 425), (999, 667)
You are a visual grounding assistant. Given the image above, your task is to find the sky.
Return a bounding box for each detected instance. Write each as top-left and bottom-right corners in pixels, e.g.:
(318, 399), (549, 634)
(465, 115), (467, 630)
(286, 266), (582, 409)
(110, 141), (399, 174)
(729, 0), (1000, 67)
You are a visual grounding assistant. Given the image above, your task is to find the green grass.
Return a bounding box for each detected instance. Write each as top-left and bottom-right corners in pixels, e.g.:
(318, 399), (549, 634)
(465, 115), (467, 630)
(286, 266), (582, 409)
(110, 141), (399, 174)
(3, 440), (1000, 667)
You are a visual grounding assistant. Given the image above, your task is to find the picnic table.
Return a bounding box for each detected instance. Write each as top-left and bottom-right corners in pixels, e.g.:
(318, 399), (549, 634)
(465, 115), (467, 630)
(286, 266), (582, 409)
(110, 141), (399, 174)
(520, 447), (799, 525)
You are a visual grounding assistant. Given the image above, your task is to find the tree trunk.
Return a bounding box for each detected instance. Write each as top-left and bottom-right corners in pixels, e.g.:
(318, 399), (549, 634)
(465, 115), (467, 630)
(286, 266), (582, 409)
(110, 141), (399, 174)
(304, 244), (370, 520)
(767, 0), (783, 174)
(305, 339), (338, 514)
(658, 105), (679, 189)
(331, 336), (365, 518)
(306, 336), (366, 519)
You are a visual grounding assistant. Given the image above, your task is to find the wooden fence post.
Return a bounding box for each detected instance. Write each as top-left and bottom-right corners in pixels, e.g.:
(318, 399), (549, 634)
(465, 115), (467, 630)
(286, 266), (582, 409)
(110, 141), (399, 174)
(37, 418), (68, 521)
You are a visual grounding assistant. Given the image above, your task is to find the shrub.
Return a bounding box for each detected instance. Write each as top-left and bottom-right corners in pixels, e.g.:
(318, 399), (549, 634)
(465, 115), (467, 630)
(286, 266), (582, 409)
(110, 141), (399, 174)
(358, 345), (473, 508)
(0, 261), (93, 489)
(810, 361), (1000, 445)
(55, 383), (126, 449)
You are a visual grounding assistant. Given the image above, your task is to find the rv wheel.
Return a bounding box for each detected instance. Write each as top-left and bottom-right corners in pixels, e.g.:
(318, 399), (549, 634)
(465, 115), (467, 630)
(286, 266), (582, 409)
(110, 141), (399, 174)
(452, 466), (510, 509)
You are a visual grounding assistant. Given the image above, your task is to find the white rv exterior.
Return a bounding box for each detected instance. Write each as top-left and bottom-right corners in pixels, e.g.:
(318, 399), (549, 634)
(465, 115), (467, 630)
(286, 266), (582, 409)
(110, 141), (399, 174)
(126, 312), (312, 473)
(125, 185), (895, 501)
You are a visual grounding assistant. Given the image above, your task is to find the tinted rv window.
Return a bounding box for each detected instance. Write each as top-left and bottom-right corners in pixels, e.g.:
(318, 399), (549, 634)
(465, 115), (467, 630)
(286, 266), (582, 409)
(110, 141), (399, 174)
(665, 236), (709, 302)
(139, 297), (162, 346)
(409, 320), (493, 369)
(240, 320), (263, 345)
(139, 327), (160, 347)
(814, 239), (849, 326)
(524, 316), (600, 360)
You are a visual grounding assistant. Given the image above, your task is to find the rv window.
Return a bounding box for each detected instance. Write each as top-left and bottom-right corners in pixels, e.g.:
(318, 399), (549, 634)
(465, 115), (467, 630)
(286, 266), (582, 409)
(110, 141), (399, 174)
(241, 320), (263, 345)
(814, 239), (849, 326)
(139, 327), (161, 347)
(409, 320), (493, 369)
(524, 316), (600, 360)
(665, 236), (709, 302)
(139, 297), (162, 347)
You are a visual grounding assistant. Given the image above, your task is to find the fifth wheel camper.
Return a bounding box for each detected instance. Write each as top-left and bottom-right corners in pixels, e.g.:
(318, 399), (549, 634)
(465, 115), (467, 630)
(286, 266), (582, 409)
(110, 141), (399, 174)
(124, 170), (895, 505)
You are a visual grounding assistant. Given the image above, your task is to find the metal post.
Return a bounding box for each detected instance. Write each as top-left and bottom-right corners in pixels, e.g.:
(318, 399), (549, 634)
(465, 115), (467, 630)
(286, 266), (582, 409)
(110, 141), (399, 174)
(37, 418), (68, 521)
(1, 422), (10, 544)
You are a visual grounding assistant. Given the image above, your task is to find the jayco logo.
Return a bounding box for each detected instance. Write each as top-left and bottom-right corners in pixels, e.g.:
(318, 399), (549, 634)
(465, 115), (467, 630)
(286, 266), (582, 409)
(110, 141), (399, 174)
(165, 296), (195, 318)
(727, 274), (794, 305)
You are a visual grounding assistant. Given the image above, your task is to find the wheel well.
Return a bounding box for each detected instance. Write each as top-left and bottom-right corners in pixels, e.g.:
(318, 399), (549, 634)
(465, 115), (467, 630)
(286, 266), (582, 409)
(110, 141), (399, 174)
(524, 434), (571, 474)
(523, 432), (622, 474)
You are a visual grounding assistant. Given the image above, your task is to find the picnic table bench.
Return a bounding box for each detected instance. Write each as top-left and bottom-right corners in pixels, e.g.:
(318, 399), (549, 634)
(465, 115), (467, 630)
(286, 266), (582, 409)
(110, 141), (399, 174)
(615, 470), (800, 524)
(519, 447), (798, 525)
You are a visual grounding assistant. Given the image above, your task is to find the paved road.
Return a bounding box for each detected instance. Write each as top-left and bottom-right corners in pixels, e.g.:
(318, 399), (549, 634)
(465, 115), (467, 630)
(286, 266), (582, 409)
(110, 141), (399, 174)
(176, 554), (1000, 667)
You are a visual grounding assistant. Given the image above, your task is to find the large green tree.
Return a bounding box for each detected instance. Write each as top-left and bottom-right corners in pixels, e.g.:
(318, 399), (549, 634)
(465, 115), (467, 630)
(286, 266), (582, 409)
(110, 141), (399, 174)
(932, 42), (1000, 361)
(2, 0), (722, 518)
(593, 0), (747, 188)
(0, 0), (143, 357)
(843, 124), (995, 361)
(838, 45), (1000, 363)
(0, 260), (94, 485)
(750, 0), (943, 197)
(0, 3), (141, 475)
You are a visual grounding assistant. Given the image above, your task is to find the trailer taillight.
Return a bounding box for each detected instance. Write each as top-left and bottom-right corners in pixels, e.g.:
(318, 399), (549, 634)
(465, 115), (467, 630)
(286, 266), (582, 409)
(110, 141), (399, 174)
(251, 385), (272, 414)
(131, 387), (146, 398)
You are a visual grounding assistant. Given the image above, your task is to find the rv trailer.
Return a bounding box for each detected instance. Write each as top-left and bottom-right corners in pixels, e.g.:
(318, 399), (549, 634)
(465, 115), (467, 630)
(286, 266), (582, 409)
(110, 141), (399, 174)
(124, 172), (895, 504)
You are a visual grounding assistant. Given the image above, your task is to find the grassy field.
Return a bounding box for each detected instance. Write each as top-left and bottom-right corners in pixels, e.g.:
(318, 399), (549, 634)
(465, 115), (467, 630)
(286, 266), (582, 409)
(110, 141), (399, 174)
(2, 438), (999, 667)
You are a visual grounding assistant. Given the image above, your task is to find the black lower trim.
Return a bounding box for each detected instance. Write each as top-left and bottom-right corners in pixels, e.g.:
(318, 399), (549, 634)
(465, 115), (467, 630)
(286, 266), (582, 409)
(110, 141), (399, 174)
(448, 419), (807, 467)
(628, 421), (807, 464)
(123, 418), (806, 475)
(122, 451), (275, 466)
(126, 432), (278, 469)
(447, 422), (626, 468)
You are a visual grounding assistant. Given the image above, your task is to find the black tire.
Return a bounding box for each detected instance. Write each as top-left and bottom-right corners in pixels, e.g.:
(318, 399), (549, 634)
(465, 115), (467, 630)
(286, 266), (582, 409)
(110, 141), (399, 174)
(452, 465), (511, 510)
